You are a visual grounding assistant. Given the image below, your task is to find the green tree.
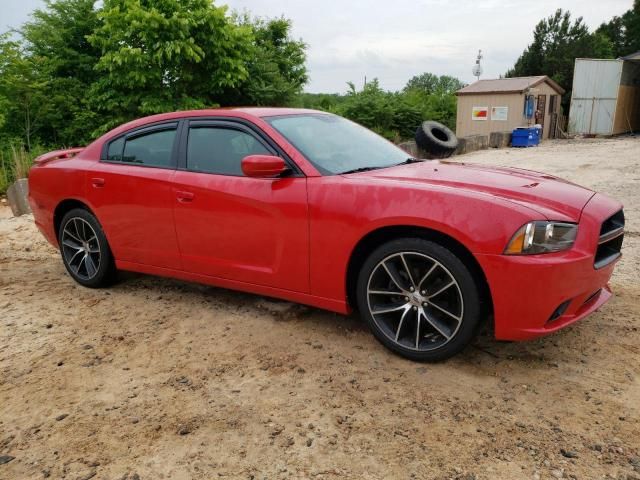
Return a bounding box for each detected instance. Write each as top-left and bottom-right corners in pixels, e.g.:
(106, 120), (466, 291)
(225, 16), (307, 106)
(404, 73), (464, 95)
(507, 9), (614, 103)
(88, 0), (253, 134)
(597, 0), (640, 57)
(337, 80), (422, 141)
(21, 0), (101, 145)
(0, 34), (47, 149)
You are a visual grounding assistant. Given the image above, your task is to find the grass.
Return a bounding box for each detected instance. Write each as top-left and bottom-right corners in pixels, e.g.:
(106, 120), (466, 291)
(0, 144), (45, 195)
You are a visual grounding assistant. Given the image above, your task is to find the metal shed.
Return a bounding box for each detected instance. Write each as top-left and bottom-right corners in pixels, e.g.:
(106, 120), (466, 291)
(455, 76), (565, 141)
(568, 53), (640, 135)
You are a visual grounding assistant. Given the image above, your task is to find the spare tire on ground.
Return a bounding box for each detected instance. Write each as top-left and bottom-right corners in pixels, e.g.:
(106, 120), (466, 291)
(415, 121), (458, 159)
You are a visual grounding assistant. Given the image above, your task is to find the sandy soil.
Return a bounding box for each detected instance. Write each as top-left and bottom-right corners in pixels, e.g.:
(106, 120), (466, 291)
(1, 137), (639, 480)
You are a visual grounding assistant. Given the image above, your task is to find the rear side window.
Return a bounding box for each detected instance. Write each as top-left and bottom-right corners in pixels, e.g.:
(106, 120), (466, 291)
(122, 129), (176, 168)
(187, 127), (271, 175)
(107, 137), (124, 161)
(105, 127), (177, 168)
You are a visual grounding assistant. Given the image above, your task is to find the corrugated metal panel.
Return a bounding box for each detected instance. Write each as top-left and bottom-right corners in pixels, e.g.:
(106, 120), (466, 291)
(569, 99), (617, 135)
(569, 59), (623, 134)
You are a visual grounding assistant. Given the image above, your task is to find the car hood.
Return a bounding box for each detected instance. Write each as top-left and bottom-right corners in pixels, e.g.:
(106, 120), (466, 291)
(353, 161), (595, 221)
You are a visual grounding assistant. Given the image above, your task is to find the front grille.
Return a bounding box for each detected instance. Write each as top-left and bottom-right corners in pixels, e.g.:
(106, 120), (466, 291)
(594, 210), (624, 269)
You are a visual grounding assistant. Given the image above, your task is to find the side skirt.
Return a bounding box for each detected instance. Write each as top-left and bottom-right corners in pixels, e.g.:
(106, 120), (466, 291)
(115, 260), (350, 315)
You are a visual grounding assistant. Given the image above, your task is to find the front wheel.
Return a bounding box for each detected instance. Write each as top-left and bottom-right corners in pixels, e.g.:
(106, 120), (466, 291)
(58, 208), (116, 288)
(356, 238), (481, 361)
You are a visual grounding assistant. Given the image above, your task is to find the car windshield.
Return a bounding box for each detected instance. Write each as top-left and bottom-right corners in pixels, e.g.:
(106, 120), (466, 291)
(265, 113), (412, 175)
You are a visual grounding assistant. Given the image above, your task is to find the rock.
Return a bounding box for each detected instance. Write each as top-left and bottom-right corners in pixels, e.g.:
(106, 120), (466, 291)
(489, 131), (512, 148)
(78, 472), (97, 480)
(0, 455), (15, 465)
(455, 135), (489, 155)
(306, 438), (313, 447)
(397, 141), (419, 158)
(55, 414), (68, 421)
(6, 178), (31, 217)
(177, 424), (191, 435)
(130, 417), (140, 424)
(550, 470), (563, 479)
(560, 449), (578, 459)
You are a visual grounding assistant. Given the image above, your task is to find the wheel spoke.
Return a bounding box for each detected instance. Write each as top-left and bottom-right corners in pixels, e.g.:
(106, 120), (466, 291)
(62, 238), (82, 250)
(382, 261), (408, 291)
(372, 304), (408, 315)
(84, 254), (97, 277)
(368, 290), (405, 296)
(395, 306), (411, 341)
(421, 310), (452, 339)
(400, 254), (416, 288)
(73, 219), (83, 240)
(427, 280), (455, 298)
(427, 300), (462, 322)
(63, 228), (83, 244)
(68, 248), (84, 267)
(417, 263), (438, 290)
(415, 309), (421, 348)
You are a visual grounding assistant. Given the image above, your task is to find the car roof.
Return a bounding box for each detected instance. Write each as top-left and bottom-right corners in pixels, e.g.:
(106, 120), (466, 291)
(103, 107), (325, 138)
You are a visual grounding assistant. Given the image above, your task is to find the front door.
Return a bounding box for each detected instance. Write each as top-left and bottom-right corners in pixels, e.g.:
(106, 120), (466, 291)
(537, 94), (547, 138)
(88, 122), (181, 270)
(172, 120), (309, 292)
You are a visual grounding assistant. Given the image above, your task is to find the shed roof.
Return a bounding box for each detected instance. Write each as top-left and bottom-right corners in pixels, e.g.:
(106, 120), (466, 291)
(456, 75), (565, 96)
(621, 50), (640, 61)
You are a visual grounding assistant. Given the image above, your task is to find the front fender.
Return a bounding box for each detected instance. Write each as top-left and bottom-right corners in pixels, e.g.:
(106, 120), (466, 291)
(307, 176), (540, 303)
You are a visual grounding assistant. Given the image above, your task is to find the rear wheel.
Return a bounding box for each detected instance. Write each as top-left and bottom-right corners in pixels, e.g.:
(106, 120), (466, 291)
(58, 208), (116, 288)
(356, 238), (481, 361)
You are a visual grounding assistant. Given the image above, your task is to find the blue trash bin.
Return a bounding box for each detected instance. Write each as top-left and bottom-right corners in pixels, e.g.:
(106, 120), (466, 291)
(512, 127), (539, 147)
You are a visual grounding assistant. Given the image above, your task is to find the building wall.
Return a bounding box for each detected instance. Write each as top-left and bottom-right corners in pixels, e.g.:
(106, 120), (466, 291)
(455, 81), (561, 140)
(612, 61), (640, 134)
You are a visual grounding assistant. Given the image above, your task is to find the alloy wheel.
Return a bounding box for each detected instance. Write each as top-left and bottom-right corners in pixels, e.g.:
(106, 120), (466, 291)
(366, 252), (464, 352)
(60, 217), (102, 281)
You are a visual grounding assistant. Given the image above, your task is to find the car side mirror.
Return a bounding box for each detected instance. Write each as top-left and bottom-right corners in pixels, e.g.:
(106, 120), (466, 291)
(241, 155), (290, 178)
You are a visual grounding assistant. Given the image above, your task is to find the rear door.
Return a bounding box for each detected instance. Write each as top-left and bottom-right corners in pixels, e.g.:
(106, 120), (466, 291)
(172, 119), (309, 292)
(88, 122), (181, 269)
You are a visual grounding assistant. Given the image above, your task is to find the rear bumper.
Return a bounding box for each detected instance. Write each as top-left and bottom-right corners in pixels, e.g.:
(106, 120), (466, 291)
(477, 193), (622, 341)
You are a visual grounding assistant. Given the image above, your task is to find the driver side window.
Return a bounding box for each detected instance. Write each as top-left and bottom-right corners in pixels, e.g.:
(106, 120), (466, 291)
(186, 127), (271, 176)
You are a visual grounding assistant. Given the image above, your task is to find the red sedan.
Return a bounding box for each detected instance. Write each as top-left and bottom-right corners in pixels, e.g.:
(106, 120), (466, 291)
(28, 108), (624, 361)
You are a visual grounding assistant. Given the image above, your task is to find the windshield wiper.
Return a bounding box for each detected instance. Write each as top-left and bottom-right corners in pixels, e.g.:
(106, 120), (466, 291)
(339, 158), (423, 175)
(394, 157), (424, 166)
(339, 166), (385, 174)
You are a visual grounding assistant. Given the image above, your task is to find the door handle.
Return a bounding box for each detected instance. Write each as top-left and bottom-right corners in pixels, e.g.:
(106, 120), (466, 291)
(91, 177), (105, 188)
(176, 191), (194, 203)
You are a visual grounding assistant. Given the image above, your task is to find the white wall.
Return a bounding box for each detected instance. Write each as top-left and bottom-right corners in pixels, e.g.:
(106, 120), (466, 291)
(569, 59), (623, 135)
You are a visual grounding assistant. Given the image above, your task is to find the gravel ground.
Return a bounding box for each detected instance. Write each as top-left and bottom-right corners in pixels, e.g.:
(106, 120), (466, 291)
(1, 136), (639, 480)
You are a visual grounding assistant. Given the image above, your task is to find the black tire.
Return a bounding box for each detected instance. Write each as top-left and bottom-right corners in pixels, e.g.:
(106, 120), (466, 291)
(415, 121), (458, 159)
(356, 238), (481, 361)
(58, 208), (116, 288)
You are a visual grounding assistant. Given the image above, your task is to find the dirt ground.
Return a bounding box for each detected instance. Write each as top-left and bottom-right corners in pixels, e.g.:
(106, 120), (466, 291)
(1, 137), (639, 480)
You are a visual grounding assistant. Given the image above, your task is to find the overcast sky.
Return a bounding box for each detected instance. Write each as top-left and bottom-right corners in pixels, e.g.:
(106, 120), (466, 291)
(1, 0), (633, 93)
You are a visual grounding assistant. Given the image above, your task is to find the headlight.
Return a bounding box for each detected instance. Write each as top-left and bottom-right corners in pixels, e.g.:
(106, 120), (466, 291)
(505, 221), (578, 254)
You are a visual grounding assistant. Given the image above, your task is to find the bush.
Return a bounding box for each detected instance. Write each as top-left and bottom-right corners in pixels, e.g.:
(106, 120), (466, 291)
(0, 143), (45, 195)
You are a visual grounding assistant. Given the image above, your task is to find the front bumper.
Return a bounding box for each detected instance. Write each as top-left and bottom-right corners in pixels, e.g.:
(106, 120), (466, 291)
(477, 193), (622, 341)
